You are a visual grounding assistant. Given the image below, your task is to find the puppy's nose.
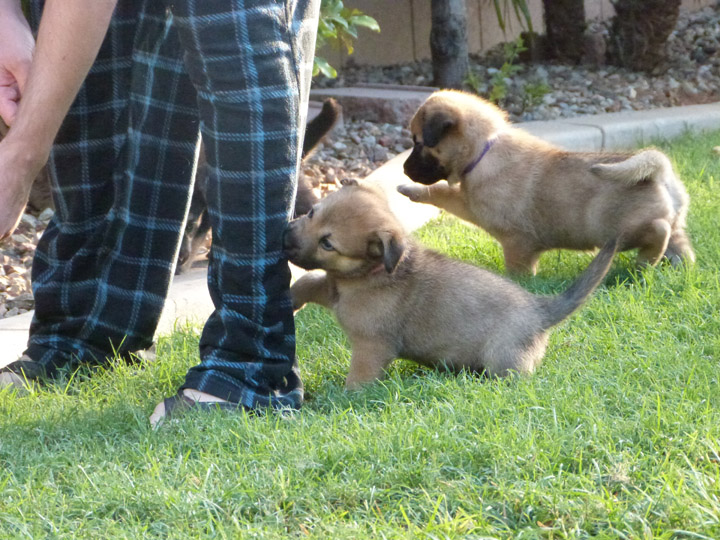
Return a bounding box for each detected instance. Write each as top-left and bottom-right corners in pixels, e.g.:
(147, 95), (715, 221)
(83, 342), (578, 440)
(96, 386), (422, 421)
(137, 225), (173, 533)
(282, 225), (294, 251)
(403, 155), (417, 177)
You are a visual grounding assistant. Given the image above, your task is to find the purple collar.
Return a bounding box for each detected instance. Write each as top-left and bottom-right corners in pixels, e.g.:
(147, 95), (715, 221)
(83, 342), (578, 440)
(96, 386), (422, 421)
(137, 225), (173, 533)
(462, 135), (498, 176)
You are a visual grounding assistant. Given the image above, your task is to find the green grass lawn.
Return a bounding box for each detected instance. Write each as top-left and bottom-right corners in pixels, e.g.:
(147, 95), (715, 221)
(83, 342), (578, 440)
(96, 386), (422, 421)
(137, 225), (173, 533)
(2, 130), (720, 539)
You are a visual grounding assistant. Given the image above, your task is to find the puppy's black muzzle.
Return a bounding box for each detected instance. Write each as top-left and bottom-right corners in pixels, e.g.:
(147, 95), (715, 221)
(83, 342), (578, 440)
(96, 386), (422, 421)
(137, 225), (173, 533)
(403, 145), (447, 185)
(282, 223), (297, 254)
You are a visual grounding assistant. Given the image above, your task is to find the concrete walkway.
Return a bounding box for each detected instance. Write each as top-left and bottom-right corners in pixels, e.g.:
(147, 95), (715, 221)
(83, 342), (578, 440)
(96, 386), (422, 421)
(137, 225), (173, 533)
(2, 101), (719, 369)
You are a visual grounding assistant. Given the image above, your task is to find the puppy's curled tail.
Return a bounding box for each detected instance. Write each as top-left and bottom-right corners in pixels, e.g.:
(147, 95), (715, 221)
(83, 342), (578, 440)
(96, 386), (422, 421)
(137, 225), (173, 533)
(539, 239), (617, 329)
(590, 149), (672, 184)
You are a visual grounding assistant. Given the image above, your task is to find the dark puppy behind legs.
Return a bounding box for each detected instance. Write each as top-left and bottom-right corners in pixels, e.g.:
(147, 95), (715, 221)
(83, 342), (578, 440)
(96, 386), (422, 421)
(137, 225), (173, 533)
(284, 180), (617, 389)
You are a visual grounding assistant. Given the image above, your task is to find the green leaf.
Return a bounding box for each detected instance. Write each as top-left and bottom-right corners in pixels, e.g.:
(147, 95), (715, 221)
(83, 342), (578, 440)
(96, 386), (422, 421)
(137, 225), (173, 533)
(339, 32), (355, 55)
(492, 0), (507, 31)
(347, 14), (380, 32)
(511, 0), (534, 33)
(491, 0), (533, 34)
(313, 56), (337, 79)
(314, 0), (380, 79)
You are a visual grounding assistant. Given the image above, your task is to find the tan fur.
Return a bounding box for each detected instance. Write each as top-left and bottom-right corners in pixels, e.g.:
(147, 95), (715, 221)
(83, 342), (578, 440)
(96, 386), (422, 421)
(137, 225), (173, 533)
(283, 181), (616, 389)
(398, 90), (695, 274)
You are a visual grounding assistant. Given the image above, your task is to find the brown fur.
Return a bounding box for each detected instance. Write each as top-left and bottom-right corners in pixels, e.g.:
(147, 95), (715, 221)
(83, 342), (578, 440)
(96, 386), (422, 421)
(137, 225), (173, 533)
(283, 181), (616, 389)
(398, 90), (694, 274)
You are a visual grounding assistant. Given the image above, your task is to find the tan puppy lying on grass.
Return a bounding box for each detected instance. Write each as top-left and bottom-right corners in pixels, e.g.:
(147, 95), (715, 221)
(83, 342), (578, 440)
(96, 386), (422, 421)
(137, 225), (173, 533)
(283, 180), (616, 389)
(399, 90), (694, 274)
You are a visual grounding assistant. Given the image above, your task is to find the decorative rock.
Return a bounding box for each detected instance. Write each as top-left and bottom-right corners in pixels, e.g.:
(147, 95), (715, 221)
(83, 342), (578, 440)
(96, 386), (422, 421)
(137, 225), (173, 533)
(38, 208), (54, 222)
(313, 6), (720, 123)
(20, 214), (39, 228)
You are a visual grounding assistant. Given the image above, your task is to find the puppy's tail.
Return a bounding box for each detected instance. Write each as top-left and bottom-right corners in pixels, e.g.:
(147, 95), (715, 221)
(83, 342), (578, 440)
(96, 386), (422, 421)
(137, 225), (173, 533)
(539, 239), (617, 329)
(590, 149), (672, 185)
(302, 98), (341, 159)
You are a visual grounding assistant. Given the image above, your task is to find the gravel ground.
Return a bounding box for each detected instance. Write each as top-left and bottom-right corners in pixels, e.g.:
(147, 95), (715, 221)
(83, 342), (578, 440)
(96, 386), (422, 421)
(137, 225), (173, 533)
(315, 4), (720, 122)
(1, 4), (719, 318)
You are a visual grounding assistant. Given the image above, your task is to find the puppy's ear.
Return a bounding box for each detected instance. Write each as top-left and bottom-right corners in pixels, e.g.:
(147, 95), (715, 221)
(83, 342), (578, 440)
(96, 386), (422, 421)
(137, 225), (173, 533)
(368, 230), (406, 273)
(340, 178), (359, 187)
(422, 111), (455, 148)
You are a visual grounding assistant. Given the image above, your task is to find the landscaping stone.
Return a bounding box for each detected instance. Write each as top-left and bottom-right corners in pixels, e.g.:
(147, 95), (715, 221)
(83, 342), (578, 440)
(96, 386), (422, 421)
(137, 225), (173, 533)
(310, 84), (437, 125)
(314, 5), (720, 124)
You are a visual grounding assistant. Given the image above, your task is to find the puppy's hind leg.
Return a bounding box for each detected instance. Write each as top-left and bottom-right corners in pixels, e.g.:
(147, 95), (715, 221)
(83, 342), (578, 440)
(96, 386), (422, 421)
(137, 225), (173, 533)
(664, 228), (695, 265)
(483, 333), (549, 378)
(635, 219), (671, 267)
(397, 182), (477, 223)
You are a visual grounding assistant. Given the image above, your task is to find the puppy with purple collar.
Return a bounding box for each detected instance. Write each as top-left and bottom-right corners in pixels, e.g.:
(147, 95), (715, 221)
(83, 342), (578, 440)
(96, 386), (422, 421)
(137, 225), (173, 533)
(398, 90), (694, 274)
(283, 180), (616, 389)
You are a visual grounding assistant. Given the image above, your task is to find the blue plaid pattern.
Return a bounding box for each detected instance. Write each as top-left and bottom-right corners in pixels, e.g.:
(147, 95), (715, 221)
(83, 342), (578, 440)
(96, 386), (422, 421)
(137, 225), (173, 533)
(16, 0), (320, 409)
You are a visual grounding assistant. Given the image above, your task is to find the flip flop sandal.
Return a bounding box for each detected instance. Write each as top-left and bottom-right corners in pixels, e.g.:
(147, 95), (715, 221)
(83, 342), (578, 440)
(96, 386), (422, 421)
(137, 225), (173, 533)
(161, 391), (249, 422)
(0, 355), (44, 390)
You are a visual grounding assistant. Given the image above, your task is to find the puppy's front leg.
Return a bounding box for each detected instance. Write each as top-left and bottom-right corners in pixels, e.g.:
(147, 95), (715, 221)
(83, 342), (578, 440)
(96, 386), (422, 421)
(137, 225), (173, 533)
(501, 240), (541, 275)
(290, 270), (335, 311)
(397, 182), (476, 223)
(345, 339), (396, 390)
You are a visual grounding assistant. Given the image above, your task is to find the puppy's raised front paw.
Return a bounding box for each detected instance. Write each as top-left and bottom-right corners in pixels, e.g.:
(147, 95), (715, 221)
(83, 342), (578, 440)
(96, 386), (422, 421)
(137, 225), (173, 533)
(397, 184), (427, 202)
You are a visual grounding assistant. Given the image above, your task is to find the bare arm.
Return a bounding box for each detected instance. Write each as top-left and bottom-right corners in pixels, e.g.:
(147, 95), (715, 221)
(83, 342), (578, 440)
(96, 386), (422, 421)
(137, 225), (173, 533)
(0, 0), (118, 240)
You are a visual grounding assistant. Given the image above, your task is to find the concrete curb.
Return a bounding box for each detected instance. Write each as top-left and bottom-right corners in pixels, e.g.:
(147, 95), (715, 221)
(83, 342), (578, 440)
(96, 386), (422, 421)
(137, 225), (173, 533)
(519, 101), (720, 151)
(2, 101), (720, 369)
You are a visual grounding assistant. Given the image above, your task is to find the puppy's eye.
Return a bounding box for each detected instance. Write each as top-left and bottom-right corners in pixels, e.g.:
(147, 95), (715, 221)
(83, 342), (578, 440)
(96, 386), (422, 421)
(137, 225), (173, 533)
(307, 208), (314, 219)
(319, 236), (334, 251)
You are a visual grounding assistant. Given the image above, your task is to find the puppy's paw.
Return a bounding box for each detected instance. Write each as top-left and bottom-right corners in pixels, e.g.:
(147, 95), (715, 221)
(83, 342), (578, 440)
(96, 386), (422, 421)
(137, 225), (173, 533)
(289, 284), (308, 312)
(397, 184), (428, 202)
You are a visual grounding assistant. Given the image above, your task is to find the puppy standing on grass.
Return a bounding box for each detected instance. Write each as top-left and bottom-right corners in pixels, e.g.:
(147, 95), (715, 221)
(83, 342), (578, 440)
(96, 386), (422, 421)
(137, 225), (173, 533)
(398, 90), (694, 274)
(283, 180), (617, 389)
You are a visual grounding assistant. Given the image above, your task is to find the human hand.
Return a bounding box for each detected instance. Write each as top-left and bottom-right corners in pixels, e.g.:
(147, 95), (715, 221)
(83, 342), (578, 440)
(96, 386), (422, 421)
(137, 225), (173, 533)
(0, 135), (46, 240)
(0, 3), (35, 126)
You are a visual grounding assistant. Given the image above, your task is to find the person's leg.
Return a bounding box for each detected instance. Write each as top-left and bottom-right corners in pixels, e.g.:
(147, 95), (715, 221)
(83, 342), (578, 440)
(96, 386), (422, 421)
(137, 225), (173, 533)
(4, 0), (200, 380)
(167, 0), (321, 410)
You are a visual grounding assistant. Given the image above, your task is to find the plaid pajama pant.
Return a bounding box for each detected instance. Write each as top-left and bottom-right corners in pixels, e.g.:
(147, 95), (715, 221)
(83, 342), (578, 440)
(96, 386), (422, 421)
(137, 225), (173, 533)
(17, 0), (320, 408)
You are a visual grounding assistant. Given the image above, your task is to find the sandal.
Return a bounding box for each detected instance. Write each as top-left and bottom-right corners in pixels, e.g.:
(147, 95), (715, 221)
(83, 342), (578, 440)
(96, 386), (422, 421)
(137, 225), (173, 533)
(0, 355), (44, 390)
(161, 391), (249, 421)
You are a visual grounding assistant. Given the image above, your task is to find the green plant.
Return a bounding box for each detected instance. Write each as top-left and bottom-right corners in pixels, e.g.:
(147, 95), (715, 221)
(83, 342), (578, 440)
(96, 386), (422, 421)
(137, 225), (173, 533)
(482, 36), (526, 105)
(464, 69), (483, 95)
(314, 0), (380, 78)
(492, 0), (534, 34)
(521, 80), (550, 111)
(465, 36), (549, 112)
